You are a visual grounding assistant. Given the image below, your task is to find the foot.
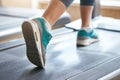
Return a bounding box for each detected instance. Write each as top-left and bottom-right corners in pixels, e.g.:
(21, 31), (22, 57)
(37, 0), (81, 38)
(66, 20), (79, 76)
(77, 29), (98, 46)
(22, 17), (52, 68)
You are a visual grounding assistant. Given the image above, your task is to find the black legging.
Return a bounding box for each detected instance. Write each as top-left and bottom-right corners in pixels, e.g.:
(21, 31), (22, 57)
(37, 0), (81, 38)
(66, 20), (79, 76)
(61, 0), (95, 8)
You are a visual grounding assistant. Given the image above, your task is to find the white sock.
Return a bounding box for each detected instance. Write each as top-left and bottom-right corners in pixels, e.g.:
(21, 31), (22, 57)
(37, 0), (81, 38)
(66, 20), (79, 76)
(42, 17), (51, 32)
(81, 25), (93, 32)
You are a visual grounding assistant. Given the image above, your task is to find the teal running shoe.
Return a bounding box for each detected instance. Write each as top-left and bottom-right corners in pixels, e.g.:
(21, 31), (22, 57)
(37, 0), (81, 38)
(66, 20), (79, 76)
(77, 29), (98, 46)
(22, 17), (52, 68)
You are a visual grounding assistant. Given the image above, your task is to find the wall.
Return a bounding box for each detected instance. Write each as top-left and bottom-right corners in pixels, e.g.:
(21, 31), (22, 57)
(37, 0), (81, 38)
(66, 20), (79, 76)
(1, 0), (120, 19)
(1, 0), (32, 8)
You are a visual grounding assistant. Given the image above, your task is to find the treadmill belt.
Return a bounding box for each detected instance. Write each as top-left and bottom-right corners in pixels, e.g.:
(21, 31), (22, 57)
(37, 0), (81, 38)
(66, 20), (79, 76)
(0, 7), (44, 30)
(67, 57), (120, 80)
(97, 22), (120, 32)
(0, 38), (24, 51)
(95, 17), (120, 32)
(0, 16), (23, 30)
(0, 29), (120, 80)
(0, 7), (43, 18)
(0, 28), (73, 51)
(65, 16), (120, 32)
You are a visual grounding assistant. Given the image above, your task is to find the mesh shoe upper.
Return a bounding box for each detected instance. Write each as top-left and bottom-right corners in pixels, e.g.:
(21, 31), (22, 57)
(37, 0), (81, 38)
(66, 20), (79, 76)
(36, 18), (52, 49)
(77, 29), (98, 39)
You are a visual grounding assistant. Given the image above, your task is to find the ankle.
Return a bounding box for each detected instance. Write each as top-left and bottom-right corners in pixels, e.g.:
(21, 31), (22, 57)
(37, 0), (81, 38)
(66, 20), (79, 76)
(42, 17), (52, 31)
(81, 25), (93, 32)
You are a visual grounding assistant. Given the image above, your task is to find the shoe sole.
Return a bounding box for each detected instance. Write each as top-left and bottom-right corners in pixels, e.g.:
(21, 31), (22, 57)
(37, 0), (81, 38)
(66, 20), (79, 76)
(77, 38), (99, 46)
(22, 20), (45, 68)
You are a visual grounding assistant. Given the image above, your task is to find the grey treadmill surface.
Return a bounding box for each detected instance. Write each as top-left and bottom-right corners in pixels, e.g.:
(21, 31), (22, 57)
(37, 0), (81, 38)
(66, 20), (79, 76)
(0, 29), (120, 80)
(0, 7), (44, 18)
(65, 16), (120, 32)
(0, 7), (45, 32)
(0, 27), (73, 51)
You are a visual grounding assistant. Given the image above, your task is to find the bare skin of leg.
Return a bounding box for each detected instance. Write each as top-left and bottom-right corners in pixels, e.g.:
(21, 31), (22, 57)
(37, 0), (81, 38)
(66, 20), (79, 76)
(42, 0), (66, 27)
(42, 0), (94, 29)
(80, 5), (94, 28)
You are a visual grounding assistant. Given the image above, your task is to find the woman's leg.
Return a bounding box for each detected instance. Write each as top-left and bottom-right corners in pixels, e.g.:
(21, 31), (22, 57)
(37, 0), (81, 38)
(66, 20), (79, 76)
(22, 0), (74, 68)
(80, 0), (95, 28)
(77, 0), (98, 46)
(43, 0), (73, 26)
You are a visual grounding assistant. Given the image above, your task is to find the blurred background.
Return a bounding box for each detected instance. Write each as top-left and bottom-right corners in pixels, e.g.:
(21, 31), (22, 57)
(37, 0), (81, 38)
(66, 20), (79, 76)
(0, 0), (120, 20)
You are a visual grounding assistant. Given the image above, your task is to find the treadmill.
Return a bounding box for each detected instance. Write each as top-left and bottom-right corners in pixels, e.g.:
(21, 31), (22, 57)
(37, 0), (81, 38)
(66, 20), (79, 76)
(0, 1), (120, 80)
